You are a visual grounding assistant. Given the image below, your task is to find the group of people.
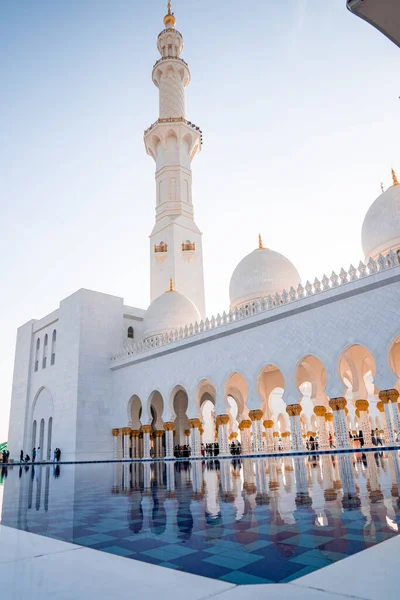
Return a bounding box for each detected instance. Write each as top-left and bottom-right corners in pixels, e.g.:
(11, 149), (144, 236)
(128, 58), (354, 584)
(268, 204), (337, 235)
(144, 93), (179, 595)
(1, 450), (10, 463)
(18, 447), (62, 463)
(173, 445), (192, 458)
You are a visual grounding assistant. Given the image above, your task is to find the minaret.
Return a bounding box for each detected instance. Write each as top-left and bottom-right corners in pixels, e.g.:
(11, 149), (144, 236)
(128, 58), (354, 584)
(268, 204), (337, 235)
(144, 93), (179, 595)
(144, 2), (206, 318)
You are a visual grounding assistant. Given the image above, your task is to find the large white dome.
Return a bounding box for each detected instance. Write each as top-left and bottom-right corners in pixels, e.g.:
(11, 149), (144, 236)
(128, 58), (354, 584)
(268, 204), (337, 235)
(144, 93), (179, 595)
(229, 245), (301, 310)
(362, 177), (400, 261)
(143, 287), (201, 340)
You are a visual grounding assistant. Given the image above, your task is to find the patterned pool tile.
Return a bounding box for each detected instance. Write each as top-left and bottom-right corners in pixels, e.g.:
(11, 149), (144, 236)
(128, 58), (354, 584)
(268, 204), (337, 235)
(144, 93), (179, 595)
(1, 451), (400, 585)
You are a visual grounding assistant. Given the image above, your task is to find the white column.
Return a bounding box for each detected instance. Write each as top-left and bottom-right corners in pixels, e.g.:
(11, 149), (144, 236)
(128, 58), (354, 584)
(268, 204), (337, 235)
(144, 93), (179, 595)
(164, 423), (175, 458)
(142, 426), (151, 459)
(122, 428), (131, 459)
(263, 420), (274, 453)
(329, 398), (350, 449)
(239, 420), (252, 454)
(325, 414), (335, 445)
(286, 404), (303, 451)
(381, 390), (400, 443)
(249, 410), (263, 453)
(378, 393), (396, 444)
(314, 406), (329, 450)
(189, 419), (201, 457)
(282, 432), (291, 451)
(355, 400), (372, 446)
(112, 429), (120, 460)
(217, 415), (229, 456)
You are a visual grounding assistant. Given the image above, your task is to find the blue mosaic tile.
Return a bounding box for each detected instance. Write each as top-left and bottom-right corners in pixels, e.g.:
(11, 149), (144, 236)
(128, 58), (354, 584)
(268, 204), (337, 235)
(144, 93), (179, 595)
(1, 451), (400, 585)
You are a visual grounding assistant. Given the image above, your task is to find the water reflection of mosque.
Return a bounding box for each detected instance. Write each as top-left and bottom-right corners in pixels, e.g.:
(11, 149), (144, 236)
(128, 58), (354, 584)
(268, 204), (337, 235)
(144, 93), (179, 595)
(2, 452), (400, 560)
(113, 452), (400, 551)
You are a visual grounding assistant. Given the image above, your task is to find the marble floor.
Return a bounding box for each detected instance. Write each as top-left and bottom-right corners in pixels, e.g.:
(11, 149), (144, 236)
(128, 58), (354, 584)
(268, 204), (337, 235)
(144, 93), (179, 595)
(0, 524), (399, 600)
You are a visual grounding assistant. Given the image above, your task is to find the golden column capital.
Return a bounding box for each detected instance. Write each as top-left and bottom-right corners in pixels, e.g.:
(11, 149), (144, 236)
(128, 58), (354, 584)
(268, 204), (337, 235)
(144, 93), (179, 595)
(379, 389), (400, 404)
(238, 419), (252, 430)
(281, 432), (291, 438)
(249, 409), (263, 422)
(273, 432), (279, 438)
(216, 414), (230, 426)
(131, 429), (140, 437)
(122, 427), (131, 436)
(184, 429), (191, 437)
(263, 420), (274, 429)
(355, 409), (360, 419)
(142, 425), (152, 434)
(313, 406), (326, 417)
(355, 399), (369, 412)
(329, 397), (347, 411)
(188, 418), (201, 429)
(163, 422), (175, 431)
(286, 404), (302, 417)
(112, 428), (120, 437)
(377, 401), (384, 413)
(324, 412), (334, 422)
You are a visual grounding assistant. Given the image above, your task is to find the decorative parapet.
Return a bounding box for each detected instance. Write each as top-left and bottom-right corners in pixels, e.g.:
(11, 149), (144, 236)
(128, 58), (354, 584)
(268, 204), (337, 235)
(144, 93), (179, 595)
(182, 241), (196, 251)
(111, 250), (400, 363)
(144, 117), (203, 144)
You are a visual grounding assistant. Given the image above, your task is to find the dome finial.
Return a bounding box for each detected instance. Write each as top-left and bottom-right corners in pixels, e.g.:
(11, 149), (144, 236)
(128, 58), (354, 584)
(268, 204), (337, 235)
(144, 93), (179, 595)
(391, 168), (399, 187)
(258, 234), (264, 250)
(168, 278), (175, 292)
(164, 1), (176, 28)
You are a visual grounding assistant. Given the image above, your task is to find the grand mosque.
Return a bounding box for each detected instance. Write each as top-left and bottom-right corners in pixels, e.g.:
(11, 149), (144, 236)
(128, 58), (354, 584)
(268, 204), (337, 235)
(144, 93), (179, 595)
(7, 3), (400, 463)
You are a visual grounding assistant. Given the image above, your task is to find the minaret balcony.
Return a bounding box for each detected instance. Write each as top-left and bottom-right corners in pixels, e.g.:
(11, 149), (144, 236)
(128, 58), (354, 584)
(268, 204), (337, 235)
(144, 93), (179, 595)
(153, 56), (188, 69)
(154, 242), (168, 253)
(182, 242), (196, 252)
(144, 117), (203, 146)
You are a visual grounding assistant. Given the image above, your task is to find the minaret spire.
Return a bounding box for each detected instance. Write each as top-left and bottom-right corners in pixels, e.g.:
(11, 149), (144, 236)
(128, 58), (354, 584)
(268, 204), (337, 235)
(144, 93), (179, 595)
(164, 2), (176, 28)
(143, 3), (206, 318)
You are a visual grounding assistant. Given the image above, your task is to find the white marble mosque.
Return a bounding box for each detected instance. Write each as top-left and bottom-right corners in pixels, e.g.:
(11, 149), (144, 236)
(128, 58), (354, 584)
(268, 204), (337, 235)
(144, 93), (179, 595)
(7, 3), (400, 463)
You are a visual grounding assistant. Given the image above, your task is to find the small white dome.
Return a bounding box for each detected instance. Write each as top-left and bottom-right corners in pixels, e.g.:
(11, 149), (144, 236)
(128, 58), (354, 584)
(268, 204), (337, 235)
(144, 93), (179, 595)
(362, 177), (400, 261)
(229, 245), (301, 310)
(143, 287), (201, 340)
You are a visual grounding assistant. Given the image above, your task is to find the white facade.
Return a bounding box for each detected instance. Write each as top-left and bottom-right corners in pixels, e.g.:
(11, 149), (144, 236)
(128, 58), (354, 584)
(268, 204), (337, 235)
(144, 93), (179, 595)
(7, 4), (400, 462)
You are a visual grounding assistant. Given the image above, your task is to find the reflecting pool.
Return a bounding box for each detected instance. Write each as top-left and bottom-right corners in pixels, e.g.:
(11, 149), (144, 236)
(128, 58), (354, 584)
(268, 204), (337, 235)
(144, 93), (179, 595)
(1, 451), (400, 585)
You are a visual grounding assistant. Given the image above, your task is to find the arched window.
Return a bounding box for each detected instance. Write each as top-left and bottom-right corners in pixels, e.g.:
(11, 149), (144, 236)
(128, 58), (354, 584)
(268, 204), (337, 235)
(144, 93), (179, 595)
(127, 326), (134, 339)
(42, 334), (48, 369)
(51, 330), (57, 365)
(35, 339), (40, 372)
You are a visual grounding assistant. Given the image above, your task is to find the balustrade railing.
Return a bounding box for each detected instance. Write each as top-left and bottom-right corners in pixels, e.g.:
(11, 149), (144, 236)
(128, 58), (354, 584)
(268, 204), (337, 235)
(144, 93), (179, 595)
(111, 249), (400, 362)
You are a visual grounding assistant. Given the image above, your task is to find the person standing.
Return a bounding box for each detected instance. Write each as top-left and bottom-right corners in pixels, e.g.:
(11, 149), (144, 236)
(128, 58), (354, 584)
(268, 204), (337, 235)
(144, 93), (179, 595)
(32, 448), (36, 463)
(20, 450), (24, 463)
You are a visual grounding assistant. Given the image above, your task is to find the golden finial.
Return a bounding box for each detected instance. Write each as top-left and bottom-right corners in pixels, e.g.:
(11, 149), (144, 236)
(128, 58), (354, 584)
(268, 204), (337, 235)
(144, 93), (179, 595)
(258, 234), (264, 250)
(380, 182), (384, 193)
(164, 1), (176, 27)
(391, 168), (399, 187)
(168, 278), (175, 292)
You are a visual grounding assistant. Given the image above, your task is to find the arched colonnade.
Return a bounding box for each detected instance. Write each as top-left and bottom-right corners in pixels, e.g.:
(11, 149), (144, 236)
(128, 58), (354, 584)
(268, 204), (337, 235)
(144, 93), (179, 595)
(112, 340), (400, 459)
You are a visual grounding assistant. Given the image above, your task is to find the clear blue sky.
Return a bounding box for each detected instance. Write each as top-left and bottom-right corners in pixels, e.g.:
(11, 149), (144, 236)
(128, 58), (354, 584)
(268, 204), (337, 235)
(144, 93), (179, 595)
(0, 0), (399, 441)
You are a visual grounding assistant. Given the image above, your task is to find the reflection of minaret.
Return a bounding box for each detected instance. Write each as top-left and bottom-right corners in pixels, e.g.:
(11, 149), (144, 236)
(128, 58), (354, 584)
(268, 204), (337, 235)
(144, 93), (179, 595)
(145, 2), (205, 317)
